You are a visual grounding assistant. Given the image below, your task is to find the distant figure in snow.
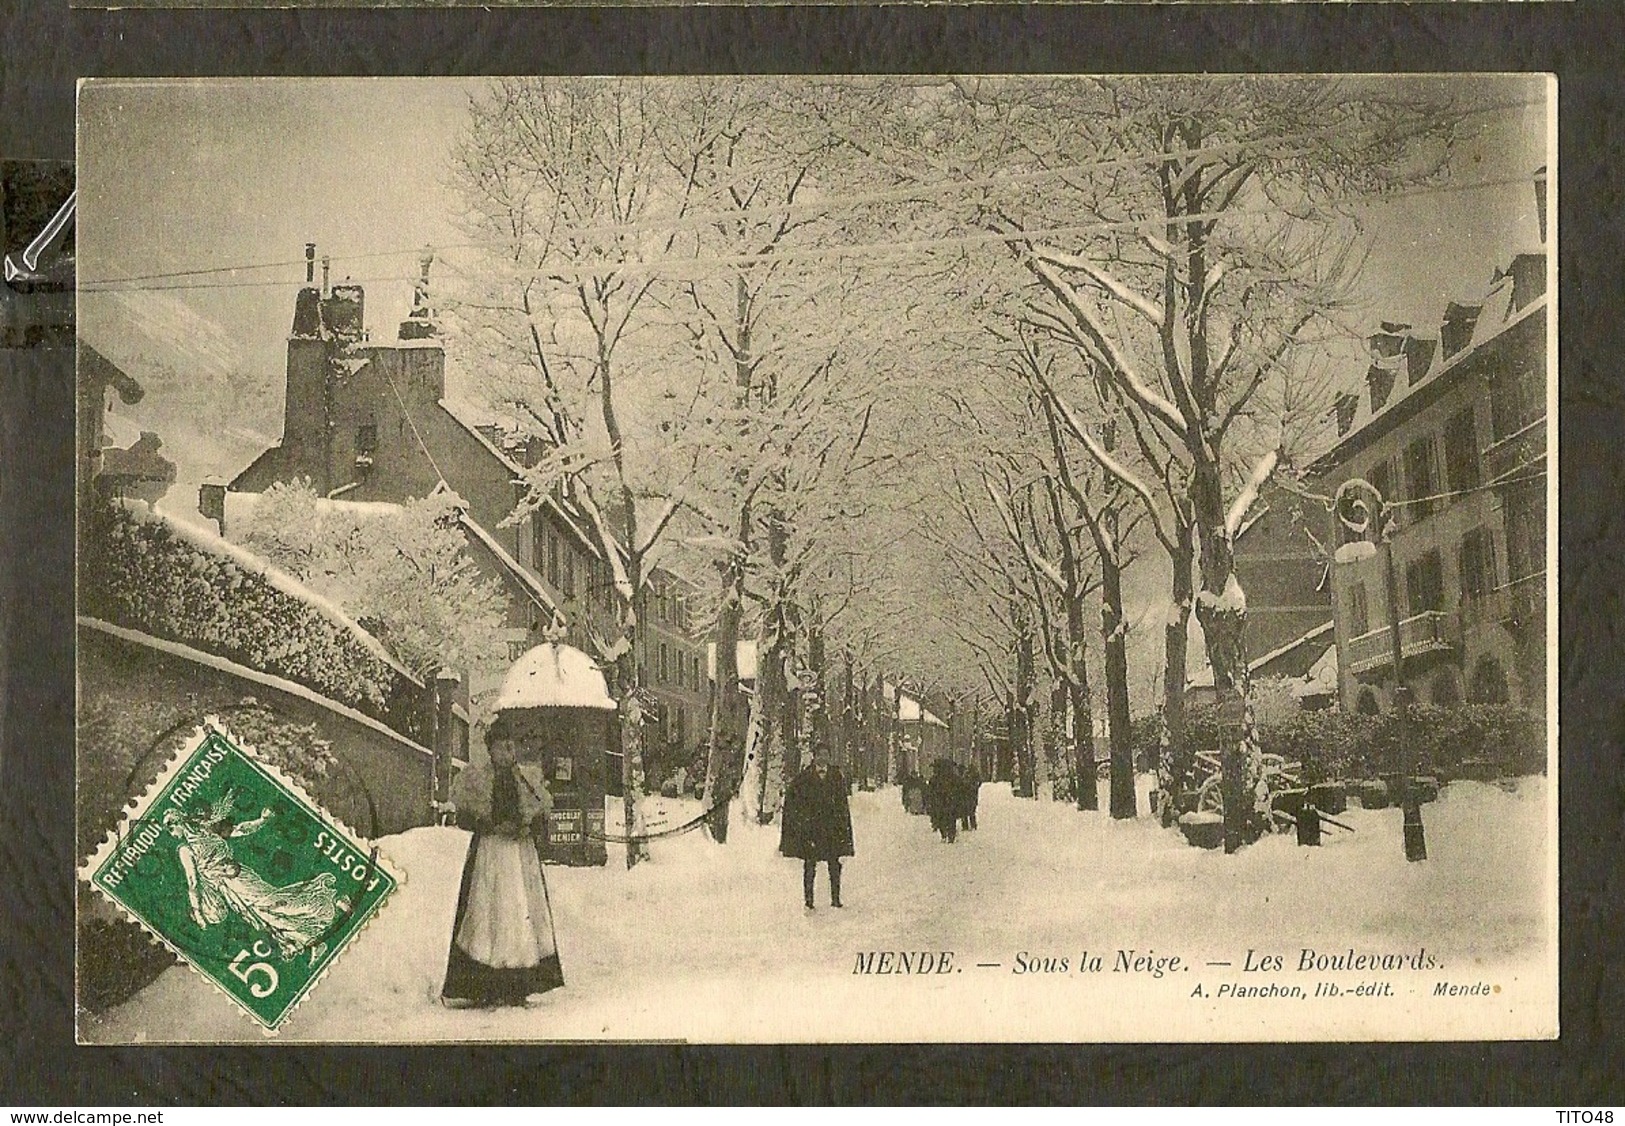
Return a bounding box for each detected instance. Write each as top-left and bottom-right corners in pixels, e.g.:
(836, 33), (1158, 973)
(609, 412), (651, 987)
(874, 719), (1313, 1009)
(779, 745), (855, 910)
(901, 772), (928, 816)
(927, 758), (960, 843)
(441, 732), (564, 1008)
(958, 761), (982, 832)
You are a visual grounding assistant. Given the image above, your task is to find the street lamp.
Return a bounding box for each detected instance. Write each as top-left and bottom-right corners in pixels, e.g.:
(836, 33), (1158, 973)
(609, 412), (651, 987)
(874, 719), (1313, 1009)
(1334, 478), (1427, 862)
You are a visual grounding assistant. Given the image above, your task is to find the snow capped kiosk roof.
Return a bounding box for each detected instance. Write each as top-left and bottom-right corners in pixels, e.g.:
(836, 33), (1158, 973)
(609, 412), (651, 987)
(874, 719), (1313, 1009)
(496, 643), (617, 712)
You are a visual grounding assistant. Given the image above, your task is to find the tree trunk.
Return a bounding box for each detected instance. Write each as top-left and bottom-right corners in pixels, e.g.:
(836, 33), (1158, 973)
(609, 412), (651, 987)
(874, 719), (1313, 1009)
(1013, 603), (1037, 799)
(1190, 463), (1262, 853)
(1160, 518), (1195, 826)
(838, 650), (856, 780)
(998, 690), (1016, 785)
(754, 501), (795, 822)
(1049, 680), (1070, 802)
(707, 278), (758, 841)
(613, 595), (650, 868)
(808, 617), (830, 756)
(702, 547), (746, 843)
(1101, 513), (1136, 820)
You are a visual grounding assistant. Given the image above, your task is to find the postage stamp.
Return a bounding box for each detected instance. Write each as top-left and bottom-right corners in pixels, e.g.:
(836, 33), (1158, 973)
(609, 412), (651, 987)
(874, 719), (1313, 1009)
(79, 723), (400, 1032)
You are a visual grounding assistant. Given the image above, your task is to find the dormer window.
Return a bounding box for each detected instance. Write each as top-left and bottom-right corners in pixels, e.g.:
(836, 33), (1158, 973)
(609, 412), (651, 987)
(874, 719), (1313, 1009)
(1334, 392), (1359, 436)
(1366, 363), (1395, 413)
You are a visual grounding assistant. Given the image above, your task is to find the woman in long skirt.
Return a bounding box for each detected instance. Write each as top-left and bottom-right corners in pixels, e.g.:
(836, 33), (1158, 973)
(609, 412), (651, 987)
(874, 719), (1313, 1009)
(441, 734), (564, 1007)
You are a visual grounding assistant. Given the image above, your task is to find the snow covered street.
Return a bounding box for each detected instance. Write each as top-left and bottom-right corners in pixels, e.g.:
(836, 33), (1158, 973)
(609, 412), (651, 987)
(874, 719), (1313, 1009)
(82, 776), (1554, 1043)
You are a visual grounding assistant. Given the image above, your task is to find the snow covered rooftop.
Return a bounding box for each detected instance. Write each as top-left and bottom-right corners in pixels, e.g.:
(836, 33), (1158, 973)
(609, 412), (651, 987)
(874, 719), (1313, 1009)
(496, 642), (617, 712)
(1326, 252), (1548, 456)
(223, 490), (405, 529)
(1292, 643), (1340, 700)
(437, 397), (603, 560)
(1187, 620), (1334, 690)
(457, 513), (562, 622)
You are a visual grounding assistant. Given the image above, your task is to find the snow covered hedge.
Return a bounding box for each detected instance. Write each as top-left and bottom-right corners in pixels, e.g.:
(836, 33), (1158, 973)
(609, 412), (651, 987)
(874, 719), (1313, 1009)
(80, 500), (427, 739)
(1137, 702), (1545, 784)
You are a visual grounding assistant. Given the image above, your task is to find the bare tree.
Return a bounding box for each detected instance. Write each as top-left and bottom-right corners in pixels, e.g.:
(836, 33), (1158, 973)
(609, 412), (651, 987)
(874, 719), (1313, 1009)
(1007, 76), (1465, 850)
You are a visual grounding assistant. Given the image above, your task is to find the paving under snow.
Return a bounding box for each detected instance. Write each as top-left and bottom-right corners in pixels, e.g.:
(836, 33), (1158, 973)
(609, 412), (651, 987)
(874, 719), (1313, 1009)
(81, 776), (1555, 1043)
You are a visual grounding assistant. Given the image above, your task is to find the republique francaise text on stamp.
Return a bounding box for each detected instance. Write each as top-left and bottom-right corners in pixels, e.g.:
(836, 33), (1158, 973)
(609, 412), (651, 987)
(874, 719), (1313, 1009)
(79, 723), (400, 1032)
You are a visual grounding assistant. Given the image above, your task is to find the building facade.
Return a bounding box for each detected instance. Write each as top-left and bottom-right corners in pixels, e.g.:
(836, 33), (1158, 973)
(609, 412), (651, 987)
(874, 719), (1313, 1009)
(1231, 484), (1334, 663)
(1315, 246), (1548, 718)
(226, 250), (710, 735)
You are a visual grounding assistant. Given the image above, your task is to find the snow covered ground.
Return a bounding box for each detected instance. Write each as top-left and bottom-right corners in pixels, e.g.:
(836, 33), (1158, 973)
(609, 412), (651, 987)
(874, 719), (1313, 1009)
(81, 776), (1555, 1043)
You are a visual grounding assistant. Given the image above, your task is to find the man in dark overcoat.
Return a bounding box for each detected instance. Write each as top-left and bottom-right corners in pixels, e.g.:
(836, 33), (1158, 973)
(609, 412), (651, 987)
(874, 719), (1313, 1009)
(779, 746), (855, 910)
(926, 758), (960, 843)
(958, 760), (982, 832)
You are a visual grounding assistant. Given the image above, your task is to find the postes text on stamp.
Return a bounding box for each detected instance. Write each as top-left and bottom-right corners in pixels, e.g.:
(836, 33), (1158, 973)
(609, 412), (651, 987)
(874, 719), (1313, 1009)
(81, 724), (399, 1032)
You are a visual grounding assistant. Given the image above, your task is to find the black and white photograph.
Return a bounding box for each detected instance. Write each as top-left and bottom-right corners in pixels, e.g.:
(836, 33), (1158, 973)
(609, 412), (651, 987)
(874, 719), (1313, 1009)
(73, 74), (1555, 1044)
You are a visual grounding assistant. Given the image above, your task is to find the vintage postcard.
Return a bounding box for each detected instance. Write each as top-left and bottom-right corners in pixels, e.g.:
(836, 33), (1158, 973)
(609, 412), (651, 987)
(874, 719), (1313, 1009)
(75, 74), (1555, 1043)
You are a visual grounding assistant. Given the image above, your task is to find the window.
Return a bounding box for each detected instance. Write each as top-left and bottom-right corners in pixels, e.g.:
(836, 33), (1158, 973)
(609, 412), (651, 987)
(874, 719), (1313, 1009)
(1490, 362), (1544, 443)
(1459, 527), (1498, 599)
(1405, 550), (1444, 615)
(659, 643), (670, 685)
(562, 552), (576, 600)
(1443, 408), (1480, 494)
(1403, 434), (1438, 520)
(1504, 482), (1545, 585)
(1347, 582), (1370, 636)
(547, 532), (561, 588)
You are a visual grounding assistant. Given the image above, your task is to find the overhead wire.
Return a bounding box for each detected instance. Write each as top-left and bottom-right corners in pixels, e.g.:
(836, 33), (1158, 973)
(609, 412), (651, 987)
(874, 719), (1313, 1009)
(79, 172), (1543, 293)
(77, 94), (1543, 291)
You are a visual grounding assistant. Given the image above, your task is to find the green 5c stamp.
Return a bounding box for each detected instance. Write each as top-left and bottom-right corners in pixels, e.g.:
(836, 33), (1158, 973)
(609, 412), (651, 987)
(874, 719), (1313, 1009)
(81, 723), (399, 1032)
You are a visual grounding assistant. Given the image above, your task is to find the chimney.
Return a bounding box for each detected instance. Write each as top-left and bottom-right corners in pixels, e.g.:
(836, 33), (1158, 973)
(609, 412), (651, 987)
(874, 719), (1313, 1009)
(321, 255), (331, 296)
(198, 480), (228, 537)
(399, 245), (439, 341)
(304, 242), (316, 284)
(415, 246), (434, 312)
(1534, 165), (1548, 245)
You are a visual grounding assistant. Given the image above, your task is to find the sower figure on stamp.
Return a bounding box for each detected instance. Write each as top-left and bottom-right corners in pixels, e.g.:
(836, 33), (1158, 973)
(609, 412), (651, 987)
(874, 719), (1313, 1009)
(441, 728), (564, 1008)
(779, 744), (854, 911)
(163, 790), (350, 966)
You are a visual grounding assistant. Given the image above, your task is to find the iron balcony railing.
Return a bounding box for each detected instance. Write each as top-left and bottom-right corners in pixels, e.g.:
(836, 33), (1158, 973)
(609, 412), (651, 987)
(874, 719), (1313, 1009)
(1346, 610), (1457, 675)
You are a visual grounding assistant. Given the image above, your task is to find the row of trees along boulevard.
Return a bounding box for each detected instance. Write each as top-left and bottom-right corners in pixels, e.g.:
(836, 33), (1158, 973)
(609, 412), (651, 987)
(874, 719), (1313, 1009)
(443, 76), (1472, 861)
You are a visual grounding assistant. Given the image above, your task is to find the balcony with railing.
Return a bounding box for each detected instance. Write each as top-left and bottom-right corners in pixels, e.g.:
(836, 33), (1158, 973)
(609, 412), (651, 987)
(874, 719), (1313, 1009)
(1346, 610), (1458, 676)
